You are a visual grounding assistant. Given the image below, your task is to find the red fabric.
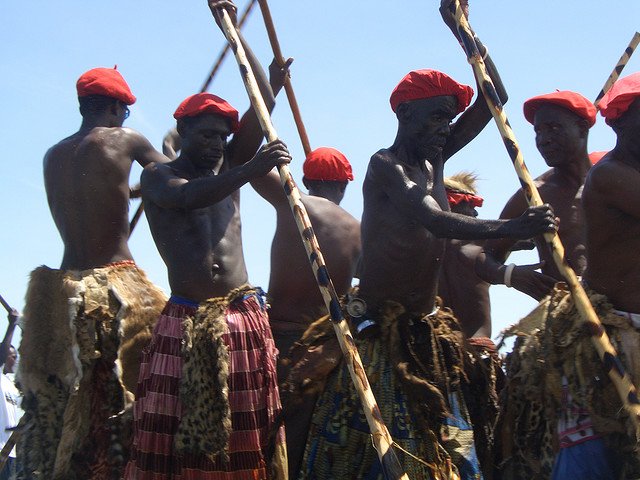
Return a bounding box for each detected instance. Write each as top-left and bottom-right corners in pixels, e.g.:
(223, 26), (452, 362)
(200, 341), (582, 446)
(302, 147), (354, 182)
(599, 72), (640, 124)
(76, 67), (136, 105)
(389, 69), (474, 113)
(174, 93), (240, 133)
(523, 90), (596, 127)
(446, 190), (484, 208)
(125, 295), (284, 479)
(588, 151), (608, 164)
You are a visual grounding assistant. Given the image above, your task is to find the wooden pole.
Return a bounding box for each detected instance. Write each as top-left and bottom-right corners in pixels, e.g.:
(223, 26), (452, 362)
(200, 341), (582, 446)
(216, 8), (410, 479)
(0, 294), (11, 315)
(256, 0), (312, 155)
(128, 202), (145, 239)
(200, 0), (258, 93)
(594, 32), (640, 108)
(448, 0), (640, 437)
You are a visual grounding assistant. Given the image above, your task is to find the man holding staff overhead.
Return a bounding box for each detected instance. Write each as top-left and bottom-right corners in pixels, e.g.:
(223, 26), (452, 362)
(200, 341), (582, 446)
(17, 66), (168, 479)
(290, 2), (557, 478)
(124, 1), (293, 478)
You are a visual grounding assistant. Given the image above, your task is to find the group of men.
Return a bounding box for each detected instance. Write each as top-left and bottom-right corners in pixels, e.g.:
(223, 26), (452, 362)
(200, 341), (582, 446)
(9, 0), (640, 479)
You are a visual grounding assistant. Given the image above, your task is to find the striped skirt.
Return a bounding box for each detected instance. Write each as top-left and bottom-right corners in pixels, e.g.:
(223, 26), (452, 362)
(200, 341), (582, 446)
(125, 291), (285, 479)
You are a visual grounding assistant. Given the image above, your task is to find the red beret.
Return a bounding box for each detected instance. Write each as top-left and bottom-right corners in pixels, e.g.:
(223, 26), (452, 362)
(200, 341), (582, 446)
(523, 91), (596, 127)
(389, 69), (474, 114)
(173, 93), (240, 133)
(303, 147), (354, 182)
(588, 151), (608, 165)
(76, 67), (136, 105)
(599, 72), (640, 124)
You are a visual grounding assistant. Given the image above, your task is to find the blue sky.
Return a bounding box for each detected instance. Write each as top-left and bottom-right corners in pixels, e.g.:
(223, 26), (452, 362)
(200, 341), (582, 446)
(1, 1), (639, 348)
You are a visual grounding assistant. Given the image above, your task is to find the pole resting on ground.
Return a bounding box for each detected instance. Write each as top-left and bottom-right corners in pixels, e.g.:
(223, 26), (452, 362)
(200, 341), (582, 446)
(449, 0), (640, 438)
(216, 7), (409, 479)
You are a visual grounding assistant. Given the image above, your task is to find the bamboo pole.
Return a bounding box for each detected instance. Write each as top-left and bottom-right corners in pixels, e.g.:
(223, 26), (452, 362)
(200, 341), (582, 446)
(594, 32), (640, 108)
(448, 0), (640, 437)
(256, 0), (312, 155)
(215, 8), (409, 479)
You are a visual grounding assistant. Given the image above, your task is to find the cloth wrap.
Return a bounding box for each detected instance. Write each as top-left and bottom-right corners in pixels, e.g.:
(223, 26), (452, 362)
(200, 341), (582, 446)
(16, 262), (166, 480)
(125, 284), (287, 480)
(495, 285), (640, 479)
(284, 293), (498, 480)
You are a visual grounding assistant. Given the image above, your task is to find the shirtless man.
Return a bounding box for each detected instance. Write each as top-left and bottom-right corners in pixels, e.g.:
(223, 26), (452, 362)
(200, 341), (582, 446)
(438, 172), (492, 338)
(18, 66), (168, 479)
(476, 91), (596, 300)
(297, 5), (557, 476)
(125, 2), (292, 478)
(252, 146), (360, 477)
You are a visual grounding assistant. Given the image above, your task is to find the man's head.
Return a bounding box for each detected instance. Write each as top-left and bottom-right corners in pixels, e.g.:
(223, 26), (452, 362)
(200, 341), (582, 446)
(174, 93), (239, 170)
(4, 345), (17, 374)
(445, 172), (483, 217)
(302, 147), (353, 204)
(77, 67), (136, 127)
(390, 70), (473, 158)
(599, 72), (640, 140)
(523, 91), (595, 168)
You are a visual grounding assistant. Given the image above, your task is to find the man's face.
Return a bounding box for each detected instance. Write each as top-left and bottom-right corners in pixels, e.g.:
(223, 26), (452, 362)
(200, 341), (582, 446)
(4, 347), (16, 374)
(451, 201), (478, 217)
(404, 96), (458, 159)
(534, 104), (584, 167)
(617, 96), (640, 139)
(181, 114), (231, 170)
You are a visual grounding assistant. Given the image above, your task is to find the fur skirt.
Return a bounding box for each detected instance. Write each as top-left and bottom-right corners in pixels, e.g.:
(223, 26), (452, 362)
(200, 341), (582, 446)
(17, 261), (166, 480)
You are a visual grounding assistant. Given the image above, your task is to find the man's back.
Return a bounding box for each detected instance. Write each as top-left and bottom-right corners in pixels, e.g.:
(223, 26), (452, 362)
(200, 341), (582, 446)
(44, 127), (137, 270)
(267, 193), (360, 324)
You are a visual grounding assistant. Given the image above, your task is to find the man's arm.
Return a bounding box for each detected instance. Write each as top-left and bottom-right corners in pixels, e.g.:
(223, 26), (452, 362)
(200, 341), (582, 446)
(0, 309), (18, 367)
(475, 189), (558, 299)
(142, 140), (291, 210)
(371, 152), (557, 240)
(207, 0), (285, 168)
(439, 0), (508, 160)
(162, 127), (181, 160)
(127, 129), (171, 168)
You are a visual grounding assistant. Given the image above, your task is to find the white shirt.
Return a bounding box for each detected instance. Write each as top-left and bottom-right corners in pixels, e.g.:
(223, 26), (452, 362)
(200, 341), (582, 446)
(0, 373), (23, 458)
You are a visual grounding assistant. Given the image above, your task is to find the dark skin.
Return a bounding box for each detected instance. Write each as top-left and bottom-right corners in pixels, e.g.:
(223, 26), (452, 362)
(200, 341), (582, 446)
(44, 99), (169, 270)
(583, 97), (640, 313)
(438, 201), (492, 338)
(0, 310), (18, 370)
(142, 0), (291, 301)
(253, 173), (360, 328)
(358, 95), (557, 315)
(476, 104), (591, 300)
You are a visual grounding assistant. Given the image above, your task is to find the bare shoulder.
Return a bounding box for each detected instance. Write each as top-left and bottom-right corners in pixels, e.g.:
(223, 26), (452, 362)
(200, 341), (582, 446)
(367, 148), (401, 181)
(586, 157), (635, 191)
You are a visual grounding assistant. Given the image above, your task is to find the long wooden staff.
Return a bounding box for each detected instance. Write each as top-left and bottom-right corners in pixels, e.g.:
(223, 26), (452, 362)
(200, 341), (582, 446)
(129, 1), (257, 239)
(0, 294), (12, 315)
(448, 0), (640, 436)
(215, 8), (409, 480)
(200, 0), (258, 93)
(594, 31), (640, 108)
(256, 0), (312, 155)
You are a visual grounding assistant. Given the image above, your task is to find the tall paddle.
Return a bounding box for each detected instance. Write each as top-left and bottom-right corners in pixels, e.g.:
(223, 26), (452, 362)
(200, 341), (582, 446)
(447, 0), (640, 437)
(594, 31), (640, 108)
(215, 7), (409, 480)
(0, 294), (12, 315)
(256, 0), (312, 156)
(130, 1), (258, 239)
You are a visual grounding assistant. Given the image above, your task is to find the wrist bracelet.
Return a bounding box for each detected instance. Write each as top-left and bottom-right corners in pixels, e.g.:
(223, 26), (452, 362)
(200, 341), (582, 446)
(504, 263), (516, 288)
